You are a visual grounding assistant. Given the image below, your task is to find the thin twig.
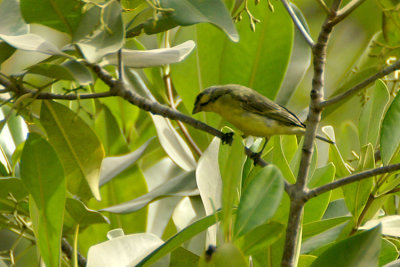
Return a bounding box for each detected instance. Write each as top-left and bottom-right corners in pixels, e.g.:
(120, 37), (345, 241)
(321, 59), (400, 107)
(306, 163), (400, 199)
(316, 0), (331, 14)
(281, 0), (314, 47)
(332, 0), (367, 25)
(281, 1), (339, 264)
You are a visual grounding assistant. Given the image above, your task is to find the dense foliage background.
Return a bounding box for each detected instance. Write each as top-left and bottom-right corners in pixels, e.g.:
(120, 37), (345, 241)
(1, 0), (400, 266)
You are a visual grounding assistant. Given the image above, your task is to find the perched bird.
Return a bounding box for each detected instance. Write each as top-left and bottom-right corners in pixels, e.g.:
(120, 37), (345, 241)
(192, 84), (333, 155)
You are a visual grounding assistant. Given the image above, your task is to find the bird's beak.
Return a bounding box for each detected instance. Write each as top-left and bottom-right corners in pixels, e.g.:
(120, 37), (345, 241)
(192, 105), (200, 114)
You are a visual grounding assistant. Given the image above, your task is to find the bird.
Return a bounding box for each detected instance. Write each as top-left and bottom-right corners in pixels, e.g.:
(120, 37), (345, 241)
(192, 84), (334, 157)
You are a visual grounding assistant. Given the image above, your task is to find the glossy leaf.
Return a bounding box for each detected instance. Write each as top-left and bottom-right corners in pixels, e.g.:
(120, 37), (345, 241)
(359, 79), (390, 147)
(360, 215), (400, 237)
(103, 40), (195, 67)
(40, 100), (104, 200)
(99, 139), (152, 186)
(0, 0), (28, 36)
(136, 211), (222, 266)
(196, 137), (222, 245)
(310, 225), (382, 267)
(234, 165), (284, 238)
(28, 60), (93, 84)
(20, 0), (83, 34)
(102, 171), (198, 214)
(65, 198), (109, 227)
(20, 133), (65, 267)
(73, 1), (124, 62)
(0, 33), (68, 56)
(152, 115), (196, 171)
(381, 91), (400, 165)
(160, 0), (238, 42)
(87, 233), (169, 267)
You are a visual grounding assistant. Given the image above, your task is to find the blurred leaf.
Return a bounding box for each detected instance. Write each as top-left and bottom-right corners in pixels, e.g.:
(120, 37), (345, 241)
(359, 79), (390, 147)
(275, 3), (311, 106)
(272, 136), (295, 183)
(322, 199), (351, 220)
(381, 91), (400, 165)
(0, 42), (15, 65)
(40, 100), (104, 200)
(95, 104), (130, 156)
(102, 171), (198, 214)
(152, 115), (196, 171)
(301, 221), (350, 254)
(103, 40), (195, 67)
(0, 0), (28, 36)
(310, 226), (382, 267)
(303, 217), (350, 240)
(0, 177), (28, 200)
(360, 215), (400, 237)
(65, 198), (109, 227)
(379, 238), (398, 266)
(160, 0), (238, 42)
(219, 130), (245, 240)
(87, 233), (169, 267)
(234, 165), (284, 238)
(235, 221), (285, 255)
(99, 139), (151, 186)
(20, 133), (65, 267)
(170, 247), (199, 266)
(136, 211), (222, 266)
(342, 144), (374, 220)
(171, 1), (293, 115)
(380, 0), (400, 45)
(290, 137), (318, 179)
(304, 163), (335, 223)
(28, 60), (93, 84)
(0, 33), (68, 56)
(20, 0), (82, 34)
(198, 243), (248, 267)
(73, 1), (124, 62)
(299, 255), (317, 267)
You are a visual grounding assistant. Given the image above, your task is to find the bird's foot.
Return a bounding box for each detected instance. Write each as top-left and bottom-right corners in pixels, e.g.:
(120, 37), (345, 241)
(221, 132), (234, 145)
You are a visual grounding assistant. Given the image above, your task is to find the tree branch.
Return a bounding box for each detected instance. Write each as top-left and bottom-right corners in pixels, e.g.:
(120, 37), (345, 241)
(332, 0), (367, 25)
(320, 59), (400, 107)
(281, 4), (339, 265)
(316, 0), (331, 14)
(306, 163), (400, 199)
(281, 0), (314, 47)
(61, 238), (86, 267)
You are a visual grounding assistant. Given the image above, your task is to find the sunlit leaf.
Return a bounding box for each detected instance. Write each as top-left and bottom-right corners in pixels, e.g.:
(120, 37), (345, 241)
(20, 133), (65, 267)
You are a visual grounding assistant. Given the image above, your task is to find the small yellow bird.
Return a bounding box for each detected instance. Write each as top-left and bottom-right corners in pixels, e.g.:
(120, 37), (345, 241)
(192, 84), (333, 153)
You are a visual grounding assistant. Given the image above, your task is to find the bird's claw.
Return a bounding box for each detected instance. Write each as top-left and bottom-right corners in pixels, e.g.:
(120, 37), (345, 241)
(221, 132), (234, 145)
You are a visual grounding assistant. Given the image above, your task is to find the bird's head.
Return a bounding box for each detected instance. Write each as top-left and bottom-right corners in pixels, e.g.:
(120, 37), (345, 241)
(192, 86), (230, 114)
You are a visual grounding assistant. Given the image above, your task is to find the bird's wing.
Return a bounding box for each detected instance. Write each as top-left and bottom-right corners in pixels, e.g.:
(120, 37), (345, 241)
(234, 91), (305, 128)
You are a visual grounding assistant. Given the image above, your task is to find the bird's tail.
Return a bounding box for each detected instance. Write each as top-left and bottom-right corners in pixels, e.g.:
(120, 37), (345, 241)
(316, 134), (335, 144)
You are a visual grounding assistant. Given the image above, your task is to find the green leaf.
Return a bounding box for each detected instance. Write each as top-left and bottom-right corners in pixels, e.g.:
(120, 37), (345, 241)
(198, 243), (248, 267)
(103, 40), (196, 68)
(171, 0), (293, 116)
(65, 198), (109, 228)
(160, 0), (238, 42)
(20, 133), (65, 267)
(235, 221), (285, 255)
(219, 130), (246, 239)
(101, 171), (198, 214)
(152, 115), (196, 171)
(0, 33), (68, 56)
(381, 0), (400, 46)
(359, 80), (390, 147)
(381, 91), (400, 164)
(40, 100), (105, 200)
(0, 0), (28, 36)
(28, 61), (93, 84)
(170, 247), (199, 266)
(310, 225), (382, 267)
(234, 165), (284, 238)
(303, 217), (351, 241)
(73, 1), (124, 62)
(342, 144), (374, 220)
(380, 238), (398, 266)
(136, 211), (222, 266)
(272, 136), (295, 183)
(20, 0), (83, 34)
(304, 163), (335, 223)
